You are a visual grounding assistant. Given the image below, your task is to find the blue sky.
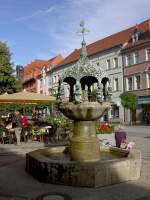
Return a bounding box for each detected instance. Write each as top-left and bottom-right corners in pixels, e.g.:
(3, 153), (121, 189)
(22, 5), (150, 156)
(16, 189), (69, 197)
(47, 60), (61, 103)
(0, 0), (149, 67)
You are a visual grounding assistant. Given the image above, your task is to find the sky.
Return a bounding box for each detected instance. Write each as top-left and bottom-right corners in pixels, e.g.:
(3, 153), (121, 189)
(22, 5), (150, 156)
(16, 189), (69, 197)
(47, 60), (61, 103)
(0, 0), (150, 67)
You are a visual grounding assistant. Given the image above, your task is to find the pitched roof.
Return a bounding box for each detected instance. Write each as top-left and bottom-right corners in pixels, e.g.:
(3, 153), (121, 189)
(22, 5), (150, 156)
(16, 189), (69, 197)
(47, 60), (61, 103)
(122, 22), (150, 51)
(57, 19), (149, 68)
(24, 60), (47, 73)
(48, 55), (64, 66)
(24, 55), (64, 76)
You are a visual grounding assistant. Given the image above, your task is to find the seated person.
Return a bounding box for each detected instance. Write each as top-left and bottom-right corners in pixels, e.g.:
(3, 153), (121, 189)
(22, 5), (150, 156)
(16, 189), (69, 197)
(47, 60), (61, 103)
(115, 124), (127, 148)
(120, 139), (128, 149)
(120, 139), (135, 150)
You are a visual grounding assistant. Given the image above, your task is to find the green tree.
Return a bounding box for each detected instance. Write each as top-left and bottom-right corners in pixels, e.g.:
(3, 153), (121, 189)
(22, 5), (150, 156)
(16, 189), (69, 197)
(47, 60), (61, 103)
(120, 91), (138, 125)
(0, 41), (22, 94)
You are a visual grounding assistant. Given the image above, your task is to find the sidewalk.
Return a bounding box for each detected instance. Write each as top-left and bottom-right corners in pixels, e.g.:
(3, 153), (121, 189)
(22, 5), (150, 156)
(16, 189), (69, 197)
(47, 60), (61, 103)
(124, 125), (150, 133)
(0, 139), (150, 200)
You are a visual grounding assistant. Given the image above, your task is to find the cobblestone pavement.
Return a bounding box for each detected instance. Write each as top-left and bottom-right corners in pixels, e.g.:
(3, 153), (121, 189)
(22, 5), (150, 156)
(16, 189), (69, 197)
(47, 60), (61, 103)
(0, 126), (150, 200)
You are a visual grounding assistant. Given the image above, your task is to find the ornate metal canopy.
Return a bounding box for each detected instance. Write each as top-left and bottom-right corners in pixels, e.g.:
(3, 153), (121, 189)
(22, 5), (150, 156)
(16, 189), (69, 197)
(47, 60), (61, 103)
(61, 22), (107, 85)
(58, 21), (112, 104)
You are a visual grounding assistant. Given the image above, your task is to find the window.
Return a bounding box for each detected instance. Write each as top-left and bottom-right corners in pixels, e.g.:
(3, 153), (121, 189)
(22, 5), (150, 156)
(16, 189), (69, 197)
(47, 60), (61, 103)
(135, 76), (140, 90)
(127, 77), (132, 91)
(126, 54), (132, 66)
(147, 73), (150, 88)
(106, 59), (111, 69)
(53, 76), (56, 83)
(40, 78), (43, 89)
(114, 78), (119, 91)
(111, 104), (119, 118)
(146, 48), (150, 61)
(113, 57), (118, 68)
(132, 29), (140, 43)
(134, 51), (140, 64)
(48, 76), (52, 86)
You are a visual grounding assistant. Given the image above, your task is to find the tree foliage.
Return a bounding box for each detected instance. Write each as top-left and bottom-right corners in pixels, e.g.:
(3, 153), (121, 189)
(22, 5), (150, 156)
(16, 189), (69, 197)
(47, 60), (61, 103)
(120, 91), (138, 111)
(0, 41), (22, 94)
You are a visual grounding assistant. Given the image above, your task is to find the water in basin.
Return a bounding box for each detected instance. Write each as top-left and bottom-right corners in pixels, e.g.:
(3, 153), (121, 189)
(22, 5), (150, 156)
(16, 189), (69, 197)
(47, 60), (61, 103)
(45, 151), (122, 162)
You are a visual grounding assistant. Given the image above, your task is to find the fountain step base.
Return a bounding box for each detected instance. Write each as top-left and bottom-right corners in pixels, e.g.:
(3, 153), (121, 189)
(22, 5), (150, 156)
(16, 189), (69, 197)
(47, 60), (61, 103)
(26, 146), (141, 188)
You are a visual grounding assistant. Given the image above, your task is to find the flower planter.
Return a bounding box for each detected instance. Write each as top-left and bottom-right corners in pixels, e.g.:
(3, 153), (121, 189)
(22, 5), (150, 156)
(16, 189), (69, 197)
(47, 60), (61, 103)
(99, 123), (114, 134)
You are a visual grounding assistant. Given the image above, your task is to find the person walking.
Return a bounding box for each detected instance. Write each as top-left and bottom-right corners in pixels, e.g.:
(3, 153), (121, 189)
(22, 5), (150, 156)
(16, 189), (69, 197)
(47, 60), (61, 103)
(13, 111), (22, 145)
(20, 111), (28, 142)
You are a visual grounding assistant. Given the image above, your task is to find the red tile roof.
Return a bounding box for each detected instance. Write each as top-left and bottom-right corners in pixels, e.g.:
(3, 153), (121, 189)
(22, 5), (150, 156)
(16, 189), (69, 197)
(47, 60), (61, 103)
(24, 60), (47, 73)
(122, 23), (150, 51)
(24, 55), (64, 80)
(57, 19), (149, 68)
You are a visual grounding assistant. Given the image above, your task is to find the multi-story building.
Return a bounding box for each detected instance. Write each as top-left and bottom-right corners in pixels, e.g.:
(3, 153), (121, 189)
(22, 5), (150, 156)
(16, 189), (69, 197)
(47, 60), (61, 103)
(121, 19), (150, 124)
(49, 22), (148, 122)
(29, 19), (149, 124)
(23, 55), (64, 93)
(23, 59), (47, 92)
(36, 55), (64, 95)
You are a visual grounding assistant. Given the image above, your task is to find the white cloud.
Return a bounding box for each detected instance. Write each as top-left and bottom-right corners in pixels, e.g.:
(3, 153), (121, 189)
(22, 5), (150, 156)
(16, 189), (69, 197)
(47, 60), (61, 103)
(15, 0), (150, 62)
(43, 0), (150, 58)
(15, 6), (57, 21)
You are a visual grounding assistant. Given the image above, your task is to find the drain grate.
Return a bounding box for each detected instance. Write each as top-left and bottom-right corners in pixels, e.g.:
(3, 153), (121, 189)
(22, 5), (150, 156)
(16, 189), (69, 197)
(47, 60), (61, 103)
(36, 192), (72, 200)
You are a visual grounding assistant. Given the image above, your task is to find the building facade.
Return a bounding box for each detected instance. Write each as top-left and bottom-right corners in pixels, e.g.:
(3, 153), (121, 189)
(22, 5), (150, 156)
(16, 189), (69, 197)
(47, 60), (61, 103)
(121, 20), (150, 124)
(24, 55), (64, 93)
(36, 55), (64, 95)
(31, 19), (150, 124)
(48, 22), (144, 122)
(23, 59), (47, 92)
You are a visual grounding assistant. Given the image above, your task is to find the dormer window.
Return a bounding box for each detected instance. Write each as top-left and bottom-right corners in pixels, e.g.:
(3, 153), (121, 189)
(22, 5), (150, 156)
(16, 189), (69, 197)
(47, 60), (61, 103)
(132, 24), (141, 43)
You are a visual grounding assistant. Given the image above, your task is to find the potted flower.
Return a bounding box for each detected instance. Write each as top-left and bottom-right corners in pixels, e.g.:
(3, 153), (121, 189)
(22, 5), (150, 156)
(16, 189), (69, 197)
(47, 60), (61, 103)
(99, 123), (114, 134)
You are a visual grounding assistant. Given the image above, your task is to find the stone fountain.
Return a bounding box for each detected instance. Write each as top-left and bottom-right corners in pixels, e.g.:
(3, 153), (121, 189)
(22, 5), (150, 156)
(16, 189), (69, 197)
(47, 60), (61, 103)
(26, 22), (141, 187)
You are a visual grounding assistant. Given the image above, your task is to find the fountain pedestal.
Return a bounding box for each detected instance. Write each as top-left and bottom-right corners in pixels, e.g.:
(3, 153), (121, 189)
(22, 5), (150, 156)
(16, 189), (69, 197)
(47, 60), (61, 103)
(70, 121), (100, 161)
(59, 101), (111, 162)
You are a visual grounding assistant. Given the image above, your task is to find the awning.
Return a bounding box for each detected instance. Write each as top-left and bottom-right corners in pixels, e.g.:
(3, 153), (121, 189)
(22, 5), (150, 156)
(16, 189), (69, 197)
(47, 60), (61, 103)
(0, 91), (56, 104)
(138, 97), (150, 105)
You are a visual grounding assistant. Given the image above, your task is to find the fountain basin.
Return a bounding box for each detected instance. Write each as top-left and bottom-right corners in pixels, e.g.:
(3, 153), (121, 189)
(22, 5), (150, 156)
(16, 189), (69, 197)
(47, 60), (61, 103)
(26, 146), (141, 188)
(60, 102), (111, 121)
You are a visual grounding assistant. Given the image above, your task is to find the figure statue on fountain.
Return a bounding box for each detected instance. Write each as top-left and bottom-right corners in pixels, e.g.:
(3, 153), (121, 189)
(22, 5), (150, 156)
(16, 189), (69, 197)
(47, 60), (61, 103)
(59, 83), (65, 103)
(96, 82), (103, 103)
(105, 81), (112, 101)
(82, 85), (89, 102)
(74, 81), (82, 104)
